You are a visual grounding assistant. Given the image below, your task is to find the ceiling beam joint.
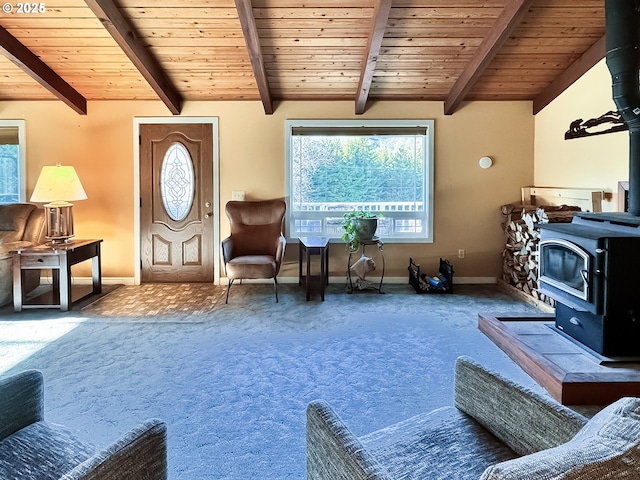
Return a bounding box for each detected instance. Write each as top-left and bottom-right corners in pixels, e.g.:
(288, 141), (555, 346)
(235, 0), (273, 115)
(444, 0), (535, 115)
(355, 0), (392, 115)
(85, 0), (183, 115)
(533, 35), (606, 115)
(0, 25), (86, 115)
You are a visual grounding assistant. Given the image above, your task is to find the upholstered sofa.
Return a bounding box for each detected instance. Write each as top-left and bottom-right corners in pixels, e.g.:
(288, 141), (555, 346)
(307, 356), (640, 479)
(0, 369), (167, 479)
(0, 203), (46, 306)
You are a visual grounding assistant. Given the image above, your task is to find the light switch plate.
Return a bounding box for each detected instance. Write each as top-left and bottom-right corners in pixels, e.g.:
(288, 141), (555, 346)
(231, 191), (245, 201)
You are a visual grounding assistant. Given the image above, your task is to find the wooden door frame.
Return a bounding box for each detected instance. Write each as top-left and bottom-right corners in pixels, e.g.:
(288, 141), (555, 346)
(133, 117), (220, 285)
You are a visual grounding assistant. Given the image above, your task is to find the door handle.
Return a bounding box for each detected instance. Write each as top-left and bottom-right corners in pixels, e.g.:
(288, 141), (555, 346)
(205, 202), (211, 208)
(204, 213), (210, 219)
(580, 269), (589, 284)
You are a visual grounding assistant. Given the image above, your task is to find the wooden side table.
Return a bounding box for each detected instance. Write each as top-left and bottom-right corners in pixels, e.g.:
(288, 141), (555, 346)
(12, 239), (103, 312)
(298, 236), (330, 301)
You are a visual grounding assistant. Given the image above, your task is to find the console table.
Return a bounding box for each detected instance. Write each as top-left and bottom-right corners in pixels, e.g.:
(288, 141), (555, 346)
(298, 236), (329, 301)
(12, 239), (103, 312)
(479, 313), (640, 405)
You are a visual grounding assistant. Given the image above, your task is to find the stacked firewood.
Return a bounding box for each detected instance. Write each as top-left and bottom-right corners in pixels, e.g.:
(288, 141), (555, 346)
(501, 204), (581, 306)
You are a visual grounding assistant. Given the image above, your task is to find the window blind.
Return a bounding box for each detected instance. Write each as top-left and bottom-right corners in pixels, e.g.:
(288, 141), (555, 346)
(291, 126), (428, 136)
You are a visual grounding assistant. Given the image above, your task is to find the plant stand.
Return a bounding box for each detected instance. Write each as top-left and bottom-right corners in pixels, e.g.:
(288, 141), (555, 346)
(347, 239), (385, 294)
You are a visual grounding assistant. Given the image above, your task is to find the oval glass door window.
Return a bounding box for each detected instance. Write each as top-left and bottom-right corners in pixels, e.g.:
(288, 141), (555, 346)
(160, 142), (195, 221)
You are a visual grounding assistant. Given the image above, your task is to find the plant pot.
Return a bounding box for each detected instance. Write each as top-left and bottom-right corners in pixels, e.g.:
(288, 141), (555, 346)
(356, 218), (378, 241)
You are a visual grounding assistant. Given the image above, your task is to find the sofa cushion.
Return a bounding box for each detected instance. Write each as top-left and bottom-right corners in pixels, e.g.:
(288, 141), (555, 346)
(0, 241), (33, 260)
(0, 421), (96, 479)
(480, 397), (640, 480)
(361, 406), (519, 480)
(0, 204), (36, 243)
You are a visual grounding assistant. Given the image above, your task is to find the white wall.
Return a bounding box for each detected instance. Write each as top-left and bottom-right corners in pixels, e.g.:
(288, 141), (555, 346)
(534, 60), (628, 212)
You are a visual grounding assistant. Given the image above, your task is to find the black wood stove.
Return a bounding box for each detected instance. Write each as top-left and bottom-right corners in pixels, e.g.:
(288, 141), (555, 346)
(539, 213), (640, 356)
(538, 0), (640, 357)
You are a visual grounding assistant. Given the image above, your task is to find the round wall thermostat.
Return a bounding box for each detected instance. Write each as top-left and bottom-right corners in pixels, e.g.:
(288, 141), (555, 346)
(479, 156), (493, 169)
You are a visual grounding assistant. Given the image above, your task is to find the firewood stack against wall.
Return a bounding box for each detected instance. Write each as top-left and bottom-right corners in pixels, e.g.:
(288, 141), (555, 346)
(501, 204), (582, 306)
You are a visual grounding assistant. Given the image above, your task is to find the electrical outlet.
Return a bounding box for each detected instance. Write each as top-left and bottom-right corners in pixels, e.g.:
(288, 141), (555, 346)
(231, 191), (245, 201)
(458, 249), (465, 259)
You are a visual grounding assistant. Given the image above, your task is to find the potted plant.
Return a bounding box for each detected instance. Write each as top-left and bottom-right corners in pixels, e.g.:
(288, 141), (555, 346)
(342, 211), (379, 251)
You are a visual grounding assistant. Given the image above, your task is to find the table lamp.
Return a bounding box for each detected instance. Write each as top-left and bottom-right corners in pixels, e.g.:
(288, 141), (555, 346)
(30, 164), (87, 243)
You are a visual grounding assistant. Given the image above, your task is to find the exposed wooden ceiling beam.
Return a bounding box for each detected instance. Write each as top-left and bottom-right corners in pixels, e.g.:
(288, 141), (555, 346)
(0, 25), (86, 115)
(355, 0), (393, 115)
(84, 0), (182, 115)
(444, 0), (535, 115)
(533, 35), (606, 115)
(235, 0), (273, 115)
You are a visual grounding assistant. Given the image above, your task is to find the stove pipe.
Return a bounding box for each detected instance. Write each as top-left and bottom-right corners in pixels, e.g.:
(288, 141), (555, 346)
(606, 0), (640, 215)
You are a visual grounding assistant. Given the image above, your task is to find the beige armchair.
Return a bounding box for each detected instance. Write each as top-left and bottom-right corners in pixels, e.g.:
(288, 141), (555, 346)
(221, 199), (286, 303)
(307, 356), (590, 480)
(0, 369), (167, 479)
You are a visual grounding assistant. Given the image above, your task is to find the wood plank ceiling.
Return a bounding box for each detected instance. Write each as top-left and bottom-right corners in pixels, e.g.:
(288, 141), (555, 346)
(0, 0), (606, 115)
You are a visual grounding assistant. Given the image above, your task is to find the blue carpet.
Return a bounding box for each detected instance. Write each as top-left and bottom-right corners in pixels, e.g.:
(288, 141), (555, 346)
(0, 284), (544, 479)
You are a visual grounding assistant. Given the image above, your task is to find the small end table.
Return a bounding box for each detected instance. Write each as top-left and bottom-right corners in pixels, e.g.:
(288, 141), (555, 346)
(12, 239), (103, 312)
(298, 236), (330, 301)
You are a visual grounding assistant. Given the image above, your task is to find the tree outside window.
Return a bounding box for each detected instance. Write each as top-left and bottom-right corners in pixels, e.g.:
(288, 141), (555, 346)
(286, 120), (434, 243)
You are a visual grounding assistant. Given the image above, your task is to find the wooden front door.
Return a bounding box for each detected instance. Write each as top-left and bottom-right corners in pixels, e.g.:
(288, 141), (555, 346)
(140, 123), (214, 282)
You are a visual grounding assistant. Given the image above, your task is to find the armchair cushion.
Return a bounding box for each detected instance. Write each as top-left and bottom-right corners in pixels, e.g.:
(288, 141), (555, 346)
(480, 396), (640, 480)
(226, 254), (277, 279)
(361, 406), (518, 480)
(0, 422), (96, 479)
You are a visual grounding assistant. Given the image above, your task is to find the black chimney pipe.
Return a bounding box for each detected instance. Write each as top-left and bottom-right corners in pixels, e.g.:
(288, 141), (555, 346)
(606, 0), (640, 215)
(605, 0), (640, 216)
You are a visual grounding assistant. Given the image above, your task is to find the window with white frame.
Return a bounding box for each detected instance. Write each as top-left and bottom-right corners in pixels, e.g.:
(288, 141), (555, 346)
(0, 120), (25, 204)
(285, 120), (434, 243)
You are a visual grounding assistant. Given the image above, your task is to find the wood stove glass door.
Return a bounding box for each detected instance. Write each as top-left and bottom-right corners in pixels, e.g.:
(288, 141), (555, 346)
(539, 239), (589, 301)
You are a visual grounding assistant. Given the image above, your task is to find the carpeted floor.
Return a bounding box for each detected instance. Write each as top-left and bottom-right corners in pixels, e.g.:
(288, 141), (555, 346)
(0, 283), (545, 479)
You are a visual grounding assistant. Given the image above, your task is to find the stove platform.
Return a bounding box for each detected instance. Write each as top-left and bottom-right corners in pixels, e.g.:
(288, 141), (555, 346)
(479, 313), (640, 406)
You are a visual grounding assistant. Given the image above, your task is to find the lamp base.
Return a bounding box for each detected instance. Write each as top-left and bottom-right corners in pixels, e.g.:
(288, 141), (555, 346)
(44, 203), (75, 243)
(46, 237), (75, 246)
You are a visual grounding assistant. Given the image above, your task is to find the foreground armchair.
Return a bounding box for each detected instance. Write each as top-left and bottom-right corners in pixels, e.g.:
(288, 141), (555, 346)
(222, 199), (286, 303)
(0, 370), (167, 479)
(308, 356), (640, 479)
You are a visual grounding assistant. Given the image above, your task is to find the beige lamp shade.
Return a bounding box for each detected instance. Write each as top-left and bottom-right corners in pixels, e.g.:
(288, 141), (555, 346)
(30, 165), (88, 204)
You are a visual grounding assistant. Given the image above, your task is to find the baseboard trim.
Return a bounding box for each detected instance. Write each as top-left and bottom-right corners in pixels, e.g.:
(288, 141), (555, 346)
(41, 276), (135, 286)
(44, 276), (497, 287)
(221, 276), (497, 285)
